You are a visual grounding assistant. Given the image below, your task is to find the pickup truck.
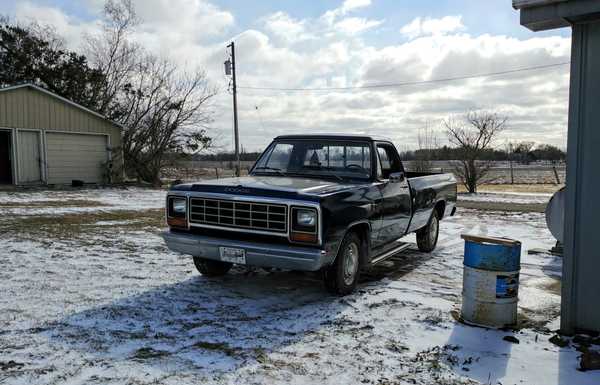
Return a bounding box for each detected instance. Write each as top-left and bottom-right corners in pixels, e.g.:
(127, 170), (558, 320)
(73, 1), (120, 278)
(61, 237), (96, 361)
(162, 134), (457, 294)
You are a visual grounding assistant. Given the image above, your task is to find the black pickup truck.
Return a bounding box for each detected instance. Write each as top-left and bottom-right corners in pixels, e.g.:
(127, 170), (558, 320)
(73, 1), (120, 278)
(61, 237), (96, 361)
(162, 134), (457, 294)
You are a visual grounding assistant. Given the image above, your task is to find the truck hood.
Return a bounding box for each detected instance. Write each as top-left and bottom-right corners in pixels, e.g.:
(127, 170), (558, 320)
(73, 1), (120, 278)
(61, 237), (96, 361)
(170, 175), (365, 200)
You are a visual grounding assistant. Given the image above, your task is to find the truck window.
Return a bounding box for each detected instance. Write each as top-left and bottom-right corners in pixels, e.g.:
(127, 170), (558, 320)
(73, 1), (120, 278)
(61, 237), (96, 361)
(264, 143), (293, 169)
(376, 143), (402, 179)
(254, 140), (372, 179)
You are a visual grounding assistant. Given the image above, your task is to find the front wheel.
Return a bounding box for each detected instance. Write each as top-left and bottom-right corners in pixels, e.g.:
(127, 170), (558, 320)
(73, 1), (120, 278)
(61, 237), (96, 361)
(324, 232), (362, 295)
(416, 211), (439, 252)
(193, 257), (232, 277)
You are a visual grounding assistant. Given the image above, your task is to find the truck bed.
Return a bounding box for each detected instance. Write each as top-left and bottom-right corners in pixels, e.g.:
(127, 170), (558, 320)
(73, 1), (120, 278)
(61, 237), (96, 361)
(405, 171), (457, 233)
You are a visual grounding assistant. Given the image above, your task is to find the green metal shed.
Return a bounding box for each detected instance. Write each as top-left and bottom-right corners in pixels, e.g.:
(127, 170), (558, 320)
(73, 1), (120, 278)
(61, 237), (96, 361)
(0, 84), (123, 185)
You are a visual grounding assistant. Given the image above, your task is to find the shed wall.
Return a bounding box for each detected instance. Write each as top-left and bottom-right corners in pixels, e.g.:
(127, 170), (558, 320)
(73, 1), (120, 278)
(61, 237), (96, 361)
(0, 86), (123, 184)
(0, 87), (122, 149)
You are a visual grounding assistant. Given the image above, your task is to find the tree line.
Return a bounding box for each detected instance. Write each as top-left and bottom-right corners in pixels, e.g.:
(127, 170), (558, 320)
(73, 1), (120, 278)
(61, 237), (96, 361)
(399, 143), (565, 162)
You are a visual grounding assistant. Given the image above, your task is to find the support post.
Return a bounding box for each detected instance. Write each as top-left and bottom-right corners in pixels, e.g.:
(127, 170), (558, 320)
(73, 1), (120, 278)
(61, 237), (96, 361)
(561, 20), (600, 334)
(227, 42), (241, 177)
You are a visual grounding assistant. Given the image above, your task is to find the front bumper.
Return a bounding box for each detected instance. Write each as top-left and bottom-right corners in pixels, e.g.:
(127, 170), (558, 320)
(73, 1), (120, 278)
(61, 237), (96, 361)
(161, 231), (329, 271)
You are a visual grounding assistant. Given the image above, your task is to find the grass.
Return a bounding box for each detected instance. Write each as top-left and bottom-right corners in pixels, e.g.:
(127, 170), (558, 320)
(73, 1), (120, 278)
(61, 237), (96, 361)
(458, 184), (563, 194)
(192, 341), (237, 356)
(1, 208), (165, 239)
(456, 200), (546, 213)
(0, 199), (106, 208)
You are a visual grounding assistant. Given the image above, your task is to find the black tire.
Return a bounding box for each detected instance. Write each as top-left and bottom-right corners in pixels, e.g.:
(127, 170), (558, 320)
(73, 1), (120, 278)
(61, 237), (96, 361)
(192, 257), (232, 277)
(416, 210), (439, 252)
(324, 232), (362, 295)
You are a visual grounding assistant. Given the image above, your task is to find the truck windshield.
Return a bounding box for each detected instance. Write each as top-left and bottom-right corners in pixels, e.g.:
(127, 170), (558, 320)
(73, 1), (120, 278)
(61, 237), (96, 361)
(252, 140), (372, 180)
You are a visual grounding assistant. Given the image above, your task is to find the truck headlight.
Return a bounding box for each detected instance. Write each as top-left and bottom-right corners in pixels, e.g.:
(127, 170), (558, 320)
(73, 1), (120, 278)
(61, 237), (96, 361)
(290, 207), (318, 244)
(297, 209), (316, 227)
(172, 198), (187, 216)
(167, 196), (187, 228)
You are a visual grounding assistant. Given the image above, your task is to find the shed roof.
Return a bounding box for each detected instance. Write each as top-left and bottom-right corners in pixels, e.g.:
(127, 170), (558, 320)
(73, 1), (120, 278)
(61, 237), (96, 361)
(0, 83), (123, 129)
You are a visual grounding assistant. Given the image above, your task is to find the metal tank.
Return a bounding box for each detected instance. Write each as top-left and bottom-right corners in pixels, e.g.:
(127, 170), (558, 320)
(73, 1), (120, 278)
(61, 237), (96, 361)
(460, 234), (521, 328)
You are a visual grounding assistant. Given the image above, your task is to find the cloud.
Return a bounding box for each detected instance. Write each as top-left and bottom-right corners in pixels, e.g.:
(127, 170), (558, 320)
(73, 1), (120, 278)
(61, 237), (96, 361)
(13, 1), (570, 151)
(334, 17), (384, 35)
(321, 0), (375, 28)
(400, 15), (465, 39)
(341, 0), (372, 14)
(15, 1), (100, 49)
(262, 11), (311, 44)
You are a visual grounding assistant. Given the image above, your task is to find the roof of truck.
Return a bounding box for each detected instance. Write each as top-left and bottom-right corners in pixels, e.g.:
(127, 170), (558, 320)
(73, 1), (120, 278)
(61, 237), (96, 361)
(274, 134), (392, 142)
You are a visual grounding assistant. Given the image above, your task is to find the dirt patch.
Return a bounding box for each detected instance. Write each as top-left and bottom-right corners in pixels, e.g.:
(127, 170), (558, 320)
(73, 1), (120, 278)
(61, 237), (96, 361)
(458, 184), (563, 194)
(0, 200), (106, 208)
(0, 209), (165, 239)
(132, 347), (170, 360)
(192, 341), (237, 356)
(539, 278), (562, 296)
(457, 200), (546, 213)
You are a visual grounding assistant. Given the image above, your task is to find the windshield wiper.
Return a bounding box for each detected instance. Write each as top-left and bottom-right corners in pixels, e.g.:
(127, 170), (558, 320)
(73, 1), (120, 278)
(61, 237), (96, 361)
(253, 166), (286, 176)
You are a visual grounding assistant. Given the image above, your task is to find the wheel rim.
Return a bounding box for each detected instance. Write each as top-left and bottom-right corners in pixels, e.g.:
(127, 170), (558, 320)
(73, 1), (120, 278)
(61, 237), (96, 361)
(343, 242), (359, 286)
(429, 216), (438, 241)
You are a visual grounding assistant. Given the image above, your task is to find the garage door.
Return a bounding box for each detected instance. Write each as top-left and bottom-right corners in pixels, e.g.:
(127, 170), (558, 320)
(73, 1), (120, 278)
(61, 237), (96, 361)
(46, 132), (108, 184)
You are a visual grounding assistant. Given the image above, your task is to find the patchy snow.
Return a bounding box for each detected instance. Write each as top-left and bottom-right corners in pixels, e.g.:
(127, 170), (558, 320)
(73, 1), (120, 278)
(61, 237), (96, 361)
(0, 190), (598, 385)
(0, 187), (166, 216)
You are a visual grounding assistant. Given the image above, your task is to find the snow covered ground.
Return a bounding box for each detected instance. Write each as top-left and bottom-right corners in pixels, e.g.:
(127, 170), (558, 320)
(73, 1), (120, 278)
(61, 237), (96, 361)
(0, 188), (598, 385)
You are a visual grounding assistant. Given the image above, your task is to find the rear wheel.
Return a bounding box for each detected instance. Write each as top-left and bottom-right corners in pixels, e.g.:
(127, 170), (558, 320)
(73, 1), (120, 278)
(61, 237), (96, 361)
(192, 257), (232, 277)
(417, 210), (439, 252)
(324, 232), (362, 295)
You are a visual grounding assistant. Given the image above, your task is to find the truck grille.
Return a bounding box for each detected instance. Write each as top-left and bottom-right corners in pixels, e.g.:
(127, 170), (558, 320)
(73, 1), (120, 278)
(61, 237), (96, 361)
(189, 197), (288, 233)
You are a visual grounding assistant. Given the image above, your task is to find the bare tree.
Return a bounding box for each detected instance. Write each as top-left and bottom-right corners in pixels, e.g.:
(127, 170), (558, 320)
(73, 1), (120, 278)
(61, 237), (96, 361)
(84, 0), (141, 117)
(513, 141), (536, 164)
(85, 0), (217, 185)
(445, 111), (507, 193)
(119, 57), (217, 184)
(413, 121), (438, 172)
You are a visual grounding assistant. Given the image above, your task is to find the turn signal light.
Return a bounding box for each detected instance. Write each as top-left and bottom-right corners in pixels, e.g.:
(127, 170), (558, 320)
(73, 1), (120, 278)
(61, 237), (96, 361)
(290, 232), (318, 244)
(167, 216), (187, 229)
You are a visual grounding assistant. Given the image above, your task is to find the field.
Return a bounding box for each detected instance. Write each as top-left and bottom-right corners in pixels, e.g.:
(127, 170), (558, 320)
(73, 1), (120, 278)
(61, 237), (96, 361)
(0, 187), (598, 385)
(162, 161), (566, 186)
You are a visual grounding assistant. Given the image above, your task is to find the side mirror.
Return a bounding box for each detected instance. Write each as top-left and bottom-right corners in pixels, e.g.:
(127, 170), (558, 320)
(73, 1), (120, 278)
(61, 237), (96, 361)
(389, 171), (405, 183)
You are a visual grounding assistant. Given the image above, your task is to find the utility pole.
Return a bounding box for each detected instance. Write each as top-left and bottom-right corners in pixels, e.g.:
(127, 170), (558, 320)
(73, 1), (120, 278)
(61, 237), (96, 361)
(225, 42), (240, 177)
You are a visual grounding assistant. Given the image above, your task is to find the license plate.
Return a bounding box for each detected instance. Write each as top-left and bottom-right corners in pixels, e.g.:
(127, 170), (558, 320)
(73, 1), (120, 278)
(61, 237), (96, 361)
(219, 247), (246, 264)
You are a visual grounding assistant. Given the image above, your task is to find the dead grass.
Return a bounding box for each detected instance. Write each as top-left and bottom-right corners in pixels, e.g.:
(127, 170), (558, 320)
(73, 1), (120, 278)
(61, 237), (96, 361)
(539, 278), (562, 296)
(0, 200), (105, 208)
(458, 184), (563, 194)
(1, 209), (165, 239)
(456, 200), (546, 213)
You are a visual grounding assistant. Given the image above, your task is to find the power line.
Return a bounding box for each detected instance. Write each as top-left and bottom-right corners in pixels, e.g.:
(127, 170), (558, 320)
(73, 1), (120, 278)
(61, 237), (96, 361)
(237, 61), (570, 92)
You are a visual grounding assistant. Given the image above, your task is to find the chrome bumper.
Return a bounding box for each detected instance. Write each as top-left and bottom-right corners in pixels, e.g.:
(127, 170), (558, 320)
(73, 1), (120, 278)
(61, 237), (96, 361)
(161, 231), (330, 271)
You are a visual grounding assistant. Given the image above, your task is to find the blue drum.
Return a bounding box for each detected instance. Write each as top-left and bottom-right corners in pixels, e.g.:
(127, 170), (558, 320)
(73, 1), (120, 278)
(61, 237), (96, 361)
(460, 234), (521, 328)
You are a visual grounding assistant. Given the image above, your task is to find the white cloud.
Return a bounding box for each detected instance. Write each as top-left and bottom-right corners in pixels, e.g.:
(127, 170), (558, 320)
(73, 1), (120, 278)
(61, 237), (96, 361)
(341, 0), (372, 14)
(13, 1), (570, 151)
(400, 15), (465, 39)
(334, 17), (383, 35)
(15, 1), (100, 50)
(321, 0), (375, 27)
(262, 12), (310, 43)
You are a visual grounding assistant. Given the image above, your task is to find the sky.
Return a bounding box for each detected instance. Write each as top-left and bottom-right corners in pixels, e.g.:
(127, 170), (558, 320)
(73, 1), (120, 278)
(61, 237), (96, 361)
(1, 0), (572, 152)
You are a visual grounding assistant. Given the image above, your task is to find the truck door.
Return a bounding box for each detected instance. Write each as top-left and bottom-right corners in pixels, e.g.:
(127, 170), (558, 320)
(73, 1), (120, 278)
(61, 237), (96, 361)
(374, 142), (412, 245)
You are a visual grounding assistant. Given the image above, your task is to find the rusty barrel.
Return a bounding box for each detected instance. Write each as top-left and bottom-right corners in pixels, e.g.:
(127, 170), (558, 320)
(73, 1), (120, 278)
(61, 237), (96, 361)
(460, 234), (521, 328)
